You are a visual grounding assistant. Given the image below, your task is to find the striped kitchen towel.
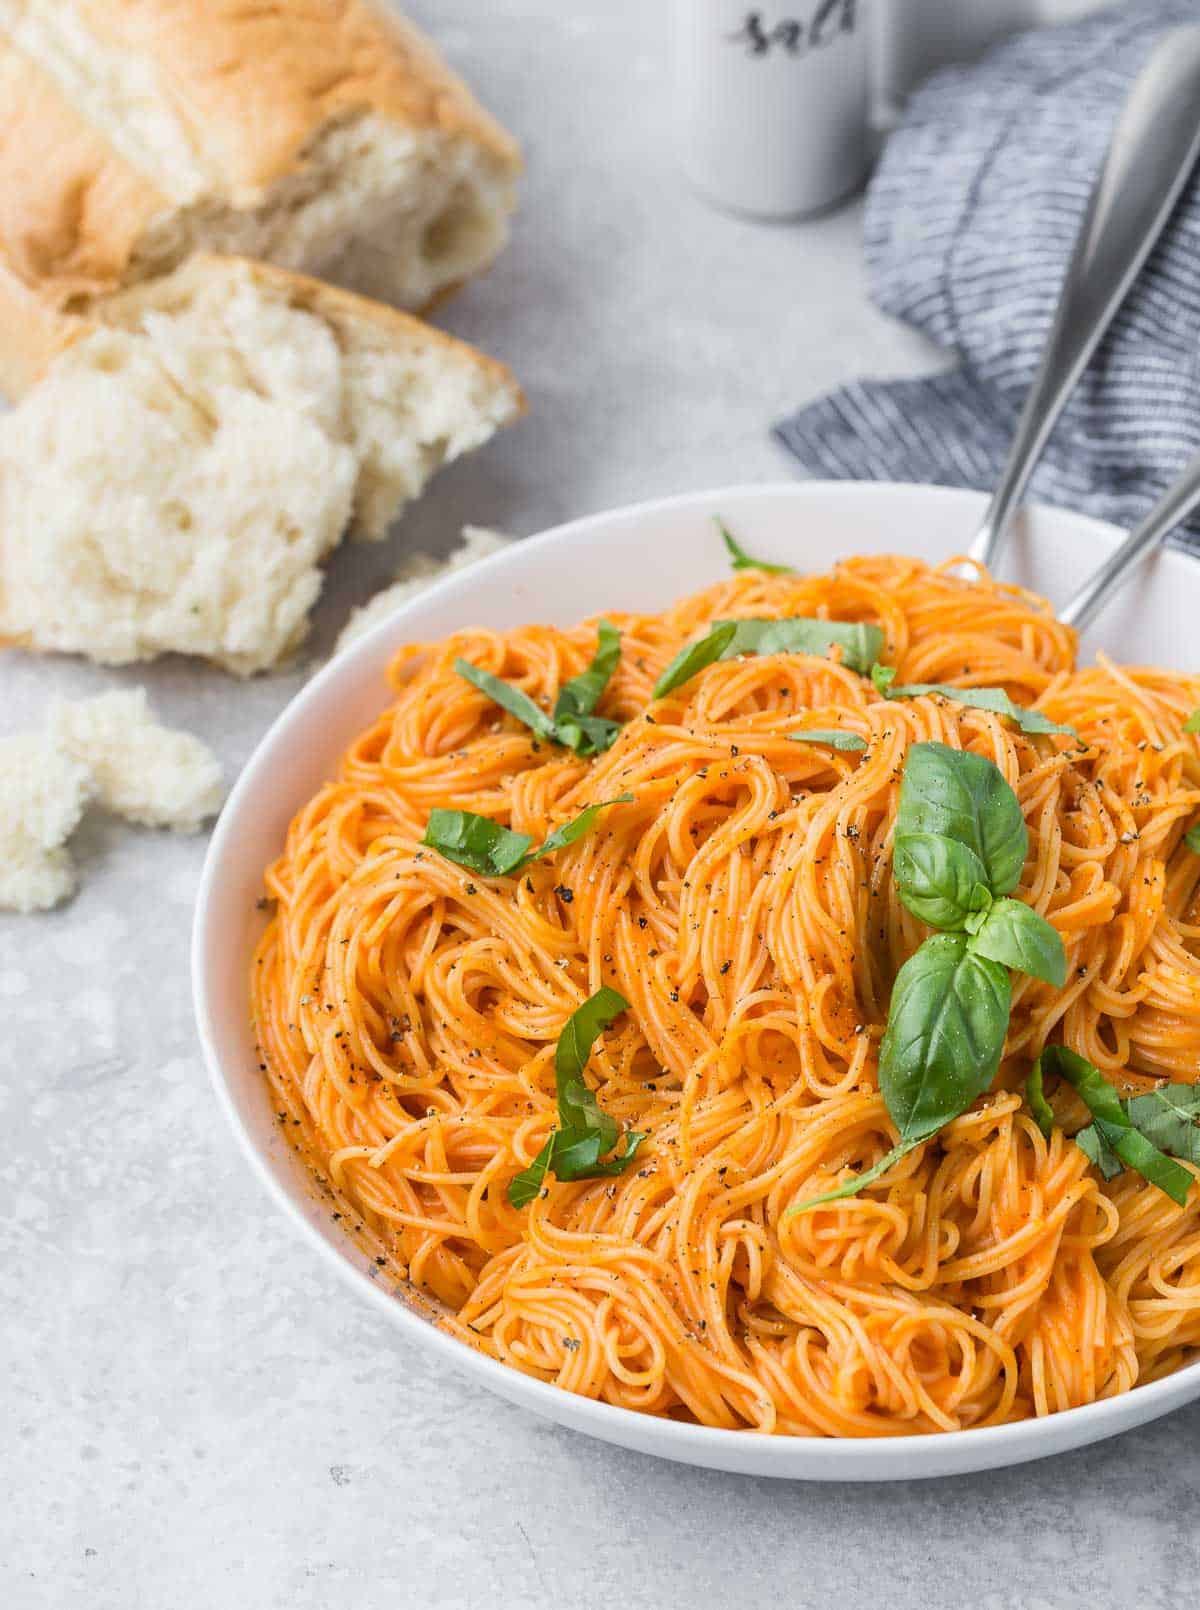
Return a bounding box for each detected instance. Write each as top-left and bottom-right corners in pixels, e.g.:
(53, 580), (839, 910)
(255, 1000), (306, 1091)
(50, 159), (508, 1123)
(774, 0), (1200, 546)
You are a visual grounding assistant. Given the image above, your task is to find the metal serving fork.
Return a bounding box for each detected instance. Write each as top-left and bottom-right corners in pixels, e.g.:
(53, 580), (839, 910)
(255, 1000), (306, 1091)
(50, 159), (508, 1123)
(967, 25), (1200, 577)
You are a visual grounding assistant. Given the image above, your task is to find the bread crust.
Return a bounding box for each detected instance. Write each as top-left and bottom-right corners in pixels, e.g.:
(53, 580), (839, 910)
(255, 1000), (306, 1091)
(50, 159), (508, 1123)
(73, 0), (520, 200)
(0, 35), (166, 316)
(0, 2), (520, 391)
(0, 252), (92, 396)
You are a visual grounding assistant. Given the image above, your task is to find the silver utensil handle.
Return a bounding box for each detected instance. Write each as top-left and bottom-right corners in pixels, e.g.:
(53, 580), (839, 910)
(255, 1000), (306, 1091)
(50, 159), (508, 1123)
(968, 25), (1200, 572)
(1058, 452), (1200, 631)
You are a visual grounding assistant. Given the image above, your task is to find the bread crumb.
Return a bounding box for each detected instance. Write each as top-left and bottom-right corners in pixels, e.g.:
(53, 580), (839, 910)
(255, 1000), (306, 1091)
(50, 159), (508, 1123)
(335, 525), (511, 654)
(0, 689), (224, 912)
(49, 689), (224, 832)
(0, 736), (93, 913)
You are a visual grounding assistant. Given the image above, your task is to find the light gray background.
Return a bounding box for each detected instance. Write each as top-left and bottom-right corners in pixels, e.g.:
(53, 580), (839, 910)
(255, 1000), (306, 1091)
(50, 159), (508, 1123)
(4, 4), (1190, 1608)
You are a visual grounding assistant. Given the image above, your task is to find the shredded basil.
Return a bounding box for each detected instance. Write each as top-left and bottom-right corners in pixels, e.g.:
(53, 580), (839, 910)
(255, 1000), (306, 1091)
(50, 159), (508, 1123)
(788, 730), (868, 752)
(1120, 1084), (1200, 1167)
(551, 621), (622, 753)
(1025, 1055), (1056, 1137)
(1030, 1046), (1194, 1206)
(719, 518), (793, 575)
(422, 795), (633, 877)
(507, 988), (647, 1207)
(1186, 820), (1200, 854)
(455, 658), (556, 740)
(1184, 709), (1200, 734)
(871, 665), (1077, 738)
(655, 617), (884, 697)
(456, 623), (623, 756)
(421, 809), (536, 877)
(651, 622), (738, 699)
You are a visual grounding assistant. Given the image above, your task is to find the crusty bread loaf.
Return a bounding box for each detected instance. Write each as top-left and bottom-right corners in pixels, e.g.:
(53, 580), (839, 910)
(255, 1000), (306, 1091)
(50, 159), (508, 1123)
(0, 255), (523, 673)
(0, 0), (520, 393)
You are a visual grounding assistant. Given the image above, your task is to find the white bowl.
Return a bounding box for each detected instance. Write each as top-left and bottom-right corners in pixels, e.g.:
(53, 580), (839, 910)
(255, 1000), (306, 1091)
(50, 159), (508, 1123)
(193, 481), (1200, 1480)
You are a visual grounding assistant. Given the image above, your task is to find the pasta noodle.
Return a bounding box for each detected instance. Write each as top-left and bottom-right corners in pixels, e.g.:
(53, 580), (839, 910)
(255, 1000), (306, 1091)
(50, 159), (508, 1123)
(252, 555), (1200, 1435)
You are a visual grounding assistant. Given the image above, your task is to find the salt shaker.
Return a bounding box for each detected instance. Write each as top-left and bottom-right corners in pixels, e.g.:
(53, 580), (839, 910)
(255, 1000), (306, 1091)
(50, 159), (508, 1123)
(673, 1), (871, 219)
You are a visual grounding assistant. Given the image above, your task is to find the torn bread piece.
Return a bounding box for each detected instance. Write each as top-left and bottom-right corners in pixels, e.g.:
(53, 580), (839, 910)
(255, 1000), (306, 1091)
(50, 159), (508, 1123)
(0, 2), (520, 394)
(0, 688), (224, 913)
(48, 688), (223, 832)
(0, 735), (93, 913)
(0, 256), (523, 674)
(335, 525), (512, 653)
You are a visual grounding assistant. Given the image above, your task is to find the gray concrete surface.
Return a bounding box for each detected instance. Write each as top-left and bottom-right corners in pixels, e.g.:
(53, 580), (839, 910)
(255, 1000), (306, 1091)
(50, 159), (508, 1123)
(4, 4), (1192, 1608)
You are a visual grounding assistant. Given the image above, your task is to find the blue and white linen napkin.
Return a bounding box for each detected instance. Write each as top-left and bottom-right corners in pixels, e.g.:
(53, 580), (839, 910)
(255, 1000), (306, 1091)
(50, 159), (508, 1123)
(775, 0), (1200, 546)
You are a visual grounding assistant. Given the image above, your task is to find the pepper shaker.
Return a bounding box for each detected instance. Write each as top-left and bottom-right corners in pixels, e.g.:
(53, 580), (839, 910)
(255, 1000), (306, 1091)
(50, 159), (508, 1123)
(673, 1), (871, 219)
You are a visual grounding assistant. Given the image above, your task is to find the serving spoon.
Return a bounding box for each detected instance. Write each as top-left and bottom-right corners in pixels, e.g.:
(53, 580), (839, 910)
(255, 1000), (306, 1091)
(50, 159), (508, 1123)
(967, 24), (1200, 575)
(1058, 448), (1200, 631)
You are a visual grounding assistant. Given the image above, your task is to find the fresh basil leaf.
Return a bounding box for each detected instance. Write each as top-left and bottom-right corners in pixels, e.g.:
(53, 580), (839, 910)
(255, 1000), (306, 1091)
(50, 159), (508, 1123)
(1186, 820), (1200, 854)
(556, 986), (628, 1120)
(531, 794), (634, 862)
(656, 617), (883, 698)
(552, 987), (634, 1171)
(1091, 1120), (1191, 1202)
(421, 808), (534, 876)
(653, 622), (739, 698)
(877, 678), (1077, 738)
(458, 631), (623, 757)
(719, 518), (793, 575)
(1069, 1120), (1127, 1184)
(871, 663), (897, 695)
(508, 1126), (648, 1208)
(1185, 709), (1200, 734)
(879, 932), (1011, 1141)
(893, 832), (993, 931)
(1076, 1083), (1200, 1181)
(507, 988), (645, 1207)
(897, 742), (1028, 900)
(424, 796), (632, 877)
(788, 1136), (925, 1212)
(967, 897), (1067, 988)
(1037, 1046), (1194, 1205)
(455, 658), (557, 740)
(1123, 1084), (1200, 1165)
(1039, 1046), (1124, 1125)
(508, 1136), (554, 1208)
(1025, 1059), (1055, 1139)
(553, 622), (621, 729)
(1074, 1120), (1131, 1181)
(554, 1128), (648, 1181)
(788, 730), (868, 752)
(789, 931), (1012, 1212)
(552, 712), (623, 756)
(719, 617), (884, 674)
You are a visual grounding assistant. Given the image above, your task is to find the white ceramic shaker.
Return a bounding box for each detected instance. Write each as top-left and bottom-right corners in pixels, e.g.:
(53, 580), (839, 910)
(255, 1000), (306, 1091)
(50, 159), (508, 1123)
(673, 0), (872, 219)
